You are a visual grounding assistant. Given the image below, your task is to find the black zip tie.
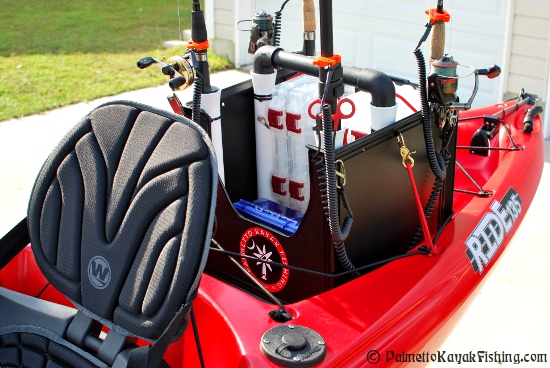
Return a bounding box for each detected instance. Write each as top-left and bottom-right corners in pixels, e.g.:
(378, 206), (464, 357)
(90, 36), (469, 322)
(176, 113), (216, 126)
(254, 94), (273, 102)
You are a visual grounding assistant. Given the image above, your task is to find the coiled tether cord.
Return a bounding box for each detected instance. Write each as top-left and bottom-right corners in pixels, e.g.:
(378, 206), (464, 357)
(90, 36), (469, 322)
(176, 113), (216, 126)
(272, 0), (290, 47)
(407, 22), (455, 249)
(192, 71), (203, 126)
(407, 162), (442, 255)
(188, 50), (204, 127)
(400, 142), (443, 256)
(408, 129), (454, 249)
(314, 67), (360, 278)
(413, 23), (447, 181)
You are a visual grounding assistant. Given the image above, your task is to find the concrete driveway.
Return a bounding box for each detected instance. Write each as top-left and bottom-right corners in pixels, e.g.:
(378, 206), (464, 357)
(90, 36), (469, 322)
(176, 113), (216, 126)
(1, 70), (548, 367)
(0, 70), (250, 237)
(426, 143), (550, 367)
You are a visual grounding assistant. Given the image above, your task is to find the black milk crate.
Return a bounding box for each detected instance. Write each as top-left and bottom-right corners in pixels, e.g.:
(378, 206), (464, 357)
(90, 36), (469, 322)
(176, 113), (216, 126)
(204, 72), (456, 304)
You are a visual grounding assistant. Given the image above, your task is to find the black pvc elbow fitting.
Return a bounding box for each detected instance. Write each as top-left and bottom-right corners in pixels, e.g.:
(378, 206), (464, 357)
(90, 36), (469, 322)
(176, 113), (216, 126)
(252, 46), (283, 75)
(343, 66), (396, 108)
(252, 46), (396, 108)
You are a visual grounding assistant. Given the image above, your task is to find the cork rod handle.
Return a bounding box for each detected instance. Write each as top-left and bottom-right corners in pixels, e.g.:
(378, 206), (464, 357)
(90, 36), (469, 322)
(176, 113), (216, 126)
(303, 0), (316, 32)
(430, 21), (445, 60)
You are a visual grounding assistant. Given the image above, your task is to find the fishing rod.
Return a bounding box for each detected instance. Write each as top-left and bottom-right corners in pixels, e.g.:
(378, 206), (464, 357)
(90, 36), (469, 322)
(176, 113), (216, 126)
(302, 0), (316, 56)
(312, 0), (358, 274)
(430, 0), (446, 60)
(413, 0), (502, 175)
(424, 0), (502, 121)
(248, 0), (401, 274)
(408, 0), (502, 247)
(247, 0), (319, 200)
(137, 1), (226, 183)
(187, 0), (225, 183)
(247, 0), (395, 275)
(240, 0), (316, 56)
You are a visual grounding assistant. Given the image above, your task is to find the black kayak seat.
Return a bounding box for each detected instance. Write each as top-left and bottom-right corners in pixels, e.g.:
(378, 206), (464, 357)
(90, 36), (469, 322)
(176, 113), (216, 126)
(0, 101), (218, 368)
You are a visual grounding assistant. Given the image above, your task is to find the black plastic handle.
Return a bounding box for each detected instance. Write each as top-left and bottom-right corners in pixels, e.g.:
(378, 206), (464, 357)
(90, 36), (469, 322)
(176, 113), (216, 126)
(136, 57), (155, 69)
(161, 65), (175, 78)
(523, 105), (543, 133)
(169, 76), (187, 90)
(475, 64), (501, 79)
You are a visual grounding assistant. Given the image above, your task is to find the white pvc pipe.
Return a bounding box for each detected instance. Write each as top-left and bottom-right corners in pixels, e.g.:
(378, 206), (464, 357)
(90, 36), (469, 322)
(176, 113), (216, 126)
(370, 104), (398, 131)
(251, 71), (277, 199)
(201, 89), (225, 183)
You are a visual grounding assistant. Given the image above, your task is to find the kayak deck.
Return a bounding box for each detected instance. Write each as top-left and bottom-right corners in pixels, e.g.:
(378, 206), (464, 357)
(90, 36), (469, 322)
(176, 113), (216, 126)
(0, 95), (543, 367)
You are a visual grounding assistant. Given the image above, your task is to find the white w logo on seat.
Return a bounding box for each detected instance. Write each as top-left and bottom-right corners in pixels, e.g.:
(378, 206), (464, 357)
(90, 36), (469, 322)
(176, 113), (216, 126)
(88, 256), (111, 289)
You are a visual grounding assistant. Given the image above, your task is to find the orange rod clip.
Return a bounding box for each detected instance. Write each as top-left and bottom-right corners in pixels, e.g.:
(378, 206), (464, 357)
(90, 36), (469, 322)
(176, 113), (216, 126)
(187, 39), (210, 51)
(425, 8), (451, 24)
(313, 54), (341, 68)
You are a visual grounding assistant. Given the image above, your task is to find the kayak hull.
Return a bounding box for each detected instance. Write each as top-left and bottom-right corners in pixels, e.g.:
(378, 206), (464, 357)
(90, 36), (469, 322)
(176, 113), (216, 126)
(0, 97), (544, 367)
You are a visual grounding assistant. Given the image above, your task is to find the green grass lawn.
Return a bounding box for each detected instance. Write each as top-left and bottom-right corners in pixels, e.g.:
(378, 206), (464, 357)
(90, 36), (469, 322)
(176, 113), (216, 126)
(0, 0), (232, 121)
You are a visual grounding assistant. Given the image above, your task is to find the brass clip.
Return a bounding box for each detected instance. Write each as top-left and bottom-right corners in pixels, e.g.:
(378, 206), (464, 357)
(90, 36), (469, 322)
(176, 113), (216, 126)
(335, 160), (346, 189)
(397, 133), (416, 168)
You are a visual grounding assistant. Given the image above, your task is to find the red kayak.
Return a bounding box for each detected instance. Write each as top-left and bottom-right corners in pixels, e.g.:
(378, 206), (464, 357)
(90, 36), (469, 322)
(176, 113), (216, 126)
(0, 87), (544, 368)
(0, 0), (545, 367)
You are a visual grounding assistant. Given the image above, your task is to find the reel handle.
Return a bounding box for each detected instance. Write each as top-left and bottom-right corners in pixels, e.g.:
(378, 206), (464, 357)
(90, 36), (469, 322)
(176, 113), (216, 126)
(136, 57), (155, 69)
(475, 64), (501, 79)
(169, 76), (187, 91)
(162, 65), (175, 78)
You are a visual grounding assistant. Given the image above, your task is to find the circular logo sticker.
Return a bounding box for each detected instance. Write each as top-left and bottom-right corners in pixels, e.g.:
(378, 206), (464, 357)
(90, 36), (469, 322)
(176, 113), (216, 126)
(88, 256), (111, 289)
(240, 227), (289, 292)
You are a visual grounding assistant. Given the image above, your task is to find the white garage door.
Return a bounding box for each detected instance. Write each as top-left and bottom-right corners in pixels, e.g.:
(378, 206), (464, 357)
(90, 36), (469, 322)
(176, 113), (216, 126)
(249, 0), (508, 108)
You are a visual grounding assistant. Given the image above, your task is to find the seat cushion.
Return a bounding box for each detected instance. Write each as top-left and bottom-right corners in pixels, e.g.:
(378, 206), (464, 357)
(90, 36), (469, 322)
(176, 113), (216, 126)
(0, 330), (105, 368)
(27, 101), (217, 340)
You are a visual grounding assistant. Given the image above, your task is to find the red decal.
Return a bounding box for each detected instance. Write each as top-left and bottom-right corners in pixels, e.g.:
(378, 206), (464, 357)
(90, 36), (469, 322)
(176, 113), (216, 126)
(240, 227), (289, 292)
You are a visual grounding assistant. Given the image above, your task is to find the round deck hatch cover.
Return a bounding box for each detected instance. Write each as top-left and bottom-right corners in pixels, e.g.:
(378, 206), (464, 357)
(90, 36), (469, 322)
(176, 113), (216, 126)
(260, 325), (326, 366)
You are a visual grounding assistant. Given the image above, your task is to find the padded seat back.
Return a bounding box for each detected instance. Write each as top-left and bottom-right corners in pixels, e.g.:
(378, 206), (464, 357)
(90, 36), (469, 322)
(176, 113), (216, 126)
(1, 101), (217, 367)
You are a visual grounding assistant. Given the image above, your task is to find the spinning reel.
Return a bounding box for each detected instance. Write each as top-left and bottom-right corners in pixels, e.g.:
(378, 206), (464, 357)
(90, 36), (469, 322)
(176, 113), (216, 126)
(136, 53), (197, 92)
(239, 0), (316, 57)
(428, 55), (501, 128)
(420, 1), (501, 129)
(238, 10), (276, 54)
